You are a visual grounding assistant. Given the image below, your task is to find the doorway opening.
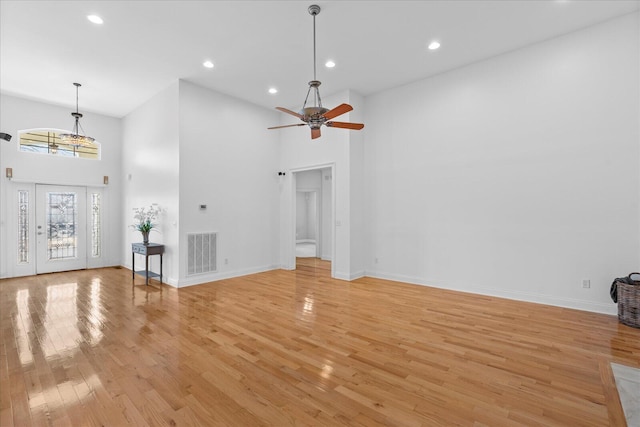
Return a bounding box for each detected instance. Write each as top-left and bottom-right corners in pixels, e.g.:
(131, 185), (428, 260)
(292, 165), (334, 276)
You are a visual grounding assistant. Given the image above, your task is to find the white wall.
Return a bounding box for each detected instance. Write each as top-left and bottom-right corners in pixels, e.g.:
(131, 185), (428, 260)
(122, 83), (180, 284)
(177, 80), (280, 286)
(364, 13), (640, 314)
(296, 192), (317, 240)
(0, 94), (122, 277)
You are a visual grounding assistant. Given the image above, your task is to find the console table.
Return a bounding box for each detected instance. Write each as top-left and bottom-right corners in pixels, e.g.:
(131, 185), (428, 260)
(132, 243), (164, 287)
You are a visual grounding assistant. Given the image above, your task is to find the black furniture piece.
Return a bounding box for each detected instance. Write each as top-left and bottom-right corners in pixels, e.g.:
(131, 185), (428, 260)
(132, 243), (164, 287)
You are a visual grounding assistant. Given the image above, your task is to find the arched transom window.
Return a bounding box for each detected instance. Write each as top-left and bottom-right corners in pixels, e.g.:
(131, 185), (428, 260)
(19, 129), (100, 159)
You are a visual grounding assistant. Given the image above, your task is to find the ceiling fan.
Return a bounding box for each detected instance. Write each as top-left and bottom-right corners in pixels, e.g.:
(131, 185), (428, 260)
(268, 4), (364, 140)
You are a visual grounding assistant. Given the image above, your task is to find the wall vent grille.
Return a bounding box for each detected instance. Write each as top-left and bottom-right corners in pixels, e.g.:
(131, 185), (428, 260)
(187, 232), (217, 276)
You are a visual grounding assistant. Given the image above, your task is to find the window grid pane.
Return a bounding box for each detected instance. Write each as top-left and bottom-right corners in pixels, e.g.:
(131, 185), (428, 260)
(17, 190), (29, 264)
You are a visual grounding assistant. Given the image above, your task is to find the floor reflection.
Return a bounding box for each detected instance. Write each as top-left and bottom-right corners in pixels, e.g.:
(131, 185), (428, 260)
(44, 282), (82, 357)
(13, 279), (107, 367)
(87, 278), (105, 344)
(15, 289), (34, 366)
(299, 293), (316, 323)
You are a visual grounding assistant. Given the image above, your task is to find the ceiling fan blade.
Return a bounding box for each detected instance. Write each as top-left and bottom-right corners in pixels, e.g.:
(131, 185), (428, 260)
(311, 128), (321, 139)
(268, 124), (306, 130)
(276, 107), (304, 119)
(325, 121), (364, 130)
(322, 103), (353, 120)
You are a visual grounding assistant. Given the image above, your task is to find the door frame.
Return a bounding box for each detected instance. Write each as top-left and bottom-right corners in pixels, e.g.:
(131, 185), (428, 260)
(290, 163), (335, 278)
(36, 184), (88, 274)
(2, 181), (108, 277)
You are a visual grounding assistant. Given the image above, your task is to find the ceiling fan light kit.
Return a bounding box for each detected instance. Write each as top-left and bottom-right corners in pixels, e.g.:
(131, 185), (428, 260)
(268, 4), (364, 140)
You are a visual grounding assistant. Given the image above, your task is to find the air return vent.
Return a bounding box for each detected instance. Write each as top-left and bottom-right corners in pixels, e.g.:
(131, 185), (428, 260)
(187, 232), (217, 276)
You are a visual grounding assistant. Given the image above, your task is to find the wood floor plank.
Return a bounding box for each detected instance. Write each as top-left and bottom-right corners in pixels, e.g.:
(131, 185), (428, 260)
(599, 358), (628, 427)
(1, 259), (638, 426)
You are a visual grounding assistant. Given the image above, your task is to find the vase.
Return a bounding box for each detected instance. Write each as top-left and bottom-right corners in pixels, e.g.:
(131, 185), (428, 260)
(141, 230), (149, 244)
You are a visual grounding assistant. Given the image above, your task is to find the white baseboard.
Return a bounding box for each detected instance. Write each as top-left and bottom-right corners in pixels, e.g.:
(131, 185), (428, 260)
(334, 270), (365, 281)
(365, 270), (617, 316)
(176, 264), (279, 288)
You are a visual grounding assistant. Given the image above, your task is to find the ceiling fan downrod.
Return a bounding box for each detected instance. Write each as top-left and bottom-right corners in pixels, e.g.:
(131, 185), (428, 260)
(305, 4), (322, 110)
(309, 5), (320, 81)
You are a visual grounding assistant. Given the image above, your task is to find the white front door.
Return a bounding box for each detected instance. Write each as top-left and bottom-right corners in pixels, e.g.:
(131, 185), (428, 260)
(36, 185), (87, 273)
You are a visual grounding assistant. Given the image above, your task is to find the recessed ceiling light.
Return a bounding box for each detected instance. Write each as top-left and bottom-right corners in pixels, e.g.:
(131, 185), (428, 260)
(203, 60), (214, 69)
(268, 88), (278, 94)
(87, 15), (103, 25)
(428, 41), (441, 50)
(325, 60), (336, 68)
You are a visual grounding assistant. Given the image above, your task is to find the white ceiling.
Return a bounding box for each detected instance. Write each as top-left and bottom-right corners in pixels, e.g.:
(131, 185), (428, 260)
(1, 1), (638, 118)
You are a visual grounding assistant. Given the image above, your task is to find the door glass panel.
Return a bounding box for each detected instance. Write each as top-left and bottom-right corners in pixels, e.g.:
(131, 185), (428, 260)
(46, 192), (78, 260)
(90, 193), (101, 257)
(18, 190), (29, 264)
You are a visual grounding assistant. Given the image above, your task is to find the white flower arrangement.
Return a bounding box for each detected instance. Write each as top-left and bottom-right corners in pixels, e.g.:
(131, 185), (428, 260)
(131, 204), (162, 233)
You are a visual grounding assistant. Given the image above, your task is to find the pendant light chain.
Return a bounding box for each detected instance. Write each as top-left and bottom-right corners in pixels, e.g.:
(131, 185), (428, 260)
(74, 83), (81, 136)
(75, 84), (79, 114)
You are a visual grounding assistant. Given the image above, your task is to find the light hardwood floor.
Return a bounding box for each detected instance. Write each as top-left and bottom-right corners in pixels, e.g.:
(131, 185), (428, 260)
(1, 258), (638, 426)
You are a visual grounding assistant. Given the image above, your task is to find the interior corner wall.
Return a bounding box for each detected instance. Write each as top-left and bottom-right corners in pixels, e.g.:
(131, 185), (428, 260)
(177, 80), (280, 286)
(348, 91), (366, 280)
(0, 94), (123, 277)
(364, 13), (640, 314)
(122, 82), (180, 285)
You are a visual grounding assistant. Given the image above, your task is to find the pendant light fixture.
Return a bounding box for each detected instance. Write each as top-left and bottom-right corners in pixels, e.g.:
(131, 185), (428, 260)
(59, 82), (95, 147)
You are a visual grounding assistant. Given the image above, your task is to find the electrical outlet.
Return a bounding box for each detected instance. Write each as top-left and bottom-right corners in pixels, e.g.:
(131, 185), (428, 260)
(374, 257), (379, 264)
(582, 279), (590, 289)
(224, 258), (229, 265)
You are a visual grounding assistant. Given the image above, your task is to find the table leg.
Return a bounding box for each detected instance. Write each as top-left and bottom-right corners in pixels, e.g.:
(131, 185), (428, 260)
(160, 254), (163, 286)
(145, 254), (149, 285)
(132, 252), (135, 280)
